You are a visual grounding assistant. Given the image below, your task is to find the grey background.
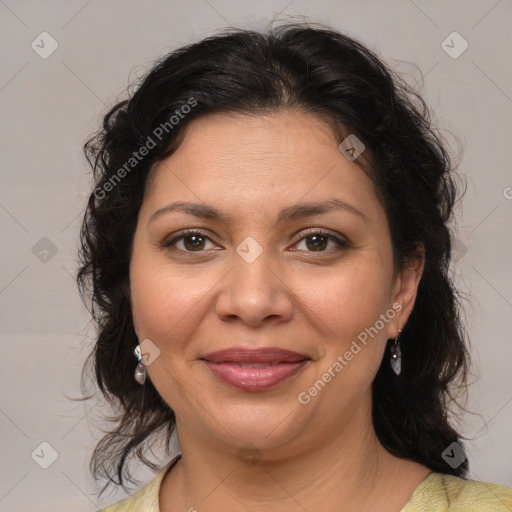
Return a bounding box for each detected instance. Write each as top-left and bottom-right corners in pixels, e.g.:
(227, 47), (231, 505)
(1, 0), (511, 510)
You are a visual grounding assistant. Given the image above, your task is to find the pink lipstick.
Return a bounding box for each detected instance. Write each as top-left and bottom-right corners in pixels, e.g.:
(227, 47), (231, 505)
(201, 347), (310, 392)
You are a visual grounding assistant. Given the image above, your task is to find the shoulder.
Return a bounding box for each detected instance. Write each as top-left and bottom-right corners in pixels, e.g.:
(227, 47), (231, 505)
(95, 477), (161, 512)
(95, 456), (180, 512)
(402, 472), (512, 512)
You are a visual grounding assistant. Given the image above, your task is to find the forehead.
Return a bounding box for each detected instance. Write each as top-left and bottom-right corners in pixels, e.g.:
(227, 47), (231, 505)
(143, 110), (381, 221)
(178, 109), (338, 156)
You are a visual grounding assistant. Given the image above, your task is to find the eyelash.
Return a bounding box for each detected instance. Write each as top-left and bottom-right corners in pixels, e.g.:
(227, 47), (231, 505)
(161, 228), (349, 253)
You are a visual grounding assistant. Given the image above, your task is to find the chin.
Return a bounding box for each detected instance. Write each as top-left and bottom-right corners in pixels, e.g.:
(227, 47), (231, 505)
(203, 403), (306, 453)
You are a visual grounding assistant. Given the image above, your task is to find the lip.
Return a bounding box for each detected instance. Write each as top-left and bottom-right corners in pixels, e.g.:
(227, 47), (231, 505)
(201, 347), (310, 392)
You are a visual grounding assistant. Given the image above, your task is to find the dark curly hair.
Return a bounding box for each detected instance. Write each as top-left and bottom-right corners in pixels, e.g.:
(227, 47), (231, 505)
(77, 21), (471, 495)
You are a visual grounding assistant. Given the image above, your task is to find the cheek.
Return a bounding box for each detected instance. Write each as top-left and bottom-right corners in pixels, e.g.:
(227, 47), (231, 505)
(295, 265), (393, 405)
(296, 261), (392, 341)
(129, 256), (215, 346)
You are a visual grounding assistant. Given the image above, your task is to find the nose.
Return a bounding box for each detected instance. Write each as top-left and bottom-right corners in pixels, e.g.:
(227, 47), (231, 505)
(215, 252), (294, 327)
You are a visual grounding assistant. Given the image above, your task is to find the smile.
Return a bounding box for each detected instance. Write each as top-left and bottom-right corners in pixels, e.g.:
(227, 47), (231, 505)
(200, 347), (310, 392)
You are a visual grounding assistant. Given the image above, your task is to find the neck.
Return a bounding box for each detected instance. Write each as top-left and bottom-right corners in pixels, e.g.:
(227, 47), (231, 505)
(160, 399), (430, 512)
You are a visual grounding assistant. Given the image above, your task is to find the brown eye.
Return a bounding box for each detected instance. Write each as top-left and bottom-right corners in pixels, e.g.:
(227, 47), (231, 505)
(305, 234), (329, 251)
(162, 230), (217, 252)
(294, 230), (348, 252)
(182, 234), (206, 251)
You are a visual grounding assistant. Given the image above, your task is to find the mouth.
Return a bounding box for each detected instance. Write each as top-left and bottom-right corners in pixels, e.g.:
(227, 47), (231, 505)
(200, 347), (311, 392)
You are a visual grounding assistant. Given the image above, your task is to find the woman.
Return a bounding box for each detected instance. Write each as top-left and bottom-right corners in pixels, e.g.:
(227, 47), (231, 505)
(77, 22), (512, 511)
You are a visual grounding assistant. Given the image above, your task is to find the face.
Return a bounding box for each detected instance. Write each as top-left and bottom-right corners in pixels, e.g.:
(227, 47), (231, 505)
(129, 110), (421, 458)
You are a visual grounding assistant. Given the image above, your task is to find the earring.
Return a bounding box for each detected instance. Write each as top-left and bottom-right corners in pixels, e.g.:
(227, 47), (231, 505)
(134, 344), (146, 385)
(390, 329), (402, 376)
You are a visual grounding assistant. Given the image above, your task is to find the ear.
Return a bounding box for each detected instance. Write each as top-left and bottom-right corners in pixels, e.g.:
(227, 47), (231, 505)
(388, 243), (425, 339)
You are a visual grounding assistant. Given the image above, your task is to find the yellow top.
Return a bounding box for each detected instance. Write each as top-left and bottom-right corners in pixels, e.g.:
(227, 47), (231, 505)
(97, 456), (512, 512)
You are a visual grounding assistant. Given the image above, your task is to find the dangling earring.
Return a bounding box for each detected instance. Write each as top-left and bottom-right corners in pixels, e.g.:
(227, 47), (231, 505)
(390, 329), (402, 376)
(134, 344), (146, 385)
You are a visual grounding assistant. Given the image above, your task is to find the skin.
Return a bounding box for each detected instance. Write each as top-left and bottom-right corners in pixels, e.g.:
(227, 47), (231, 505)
(129, 110), (430, 512)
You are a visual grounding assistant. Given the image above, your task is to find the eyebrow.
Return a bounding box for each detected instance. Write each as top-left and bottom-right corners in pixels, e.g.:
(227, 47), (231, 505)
(148, 198), (366, 226)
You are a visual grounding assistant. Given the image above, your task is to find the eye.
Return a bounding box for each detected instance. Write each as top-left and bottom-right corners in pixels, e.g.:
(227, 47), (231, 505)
(162, 230), (218, 252)
(162, 228), (349, 254)
(292, 229), (349, 252)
